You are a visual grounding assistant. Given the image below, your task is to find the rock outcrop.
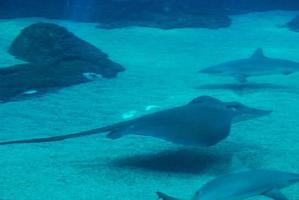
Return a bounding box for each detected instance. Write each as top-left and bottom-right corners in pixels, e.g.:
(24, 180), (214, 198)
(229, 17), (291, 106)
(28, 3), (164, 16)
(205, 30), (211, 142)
(9, 22), (124, 78)
(1, 22), (124, 102)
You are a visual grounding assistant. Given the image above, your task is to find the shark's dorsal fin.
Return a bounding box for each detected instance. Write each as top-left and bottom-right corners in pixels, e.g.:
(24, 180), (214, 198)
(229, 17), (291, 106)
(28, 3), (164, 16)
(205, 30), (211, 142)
(251, 48), (266, 59)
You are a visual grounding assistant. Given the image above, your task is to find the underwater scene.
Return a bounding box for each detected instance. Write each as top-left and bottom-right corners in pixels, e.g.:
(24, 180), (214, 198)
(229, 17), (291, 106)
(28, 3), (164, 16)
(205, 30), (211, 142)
(1, 0), (299, 199)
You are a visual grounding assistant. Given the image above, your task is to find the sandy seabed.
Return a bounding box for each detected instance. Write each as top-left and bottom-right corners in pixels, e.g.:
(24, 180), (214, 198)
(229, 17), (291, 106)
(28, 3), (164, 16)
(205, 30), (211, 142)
(0, 11), (299, 200)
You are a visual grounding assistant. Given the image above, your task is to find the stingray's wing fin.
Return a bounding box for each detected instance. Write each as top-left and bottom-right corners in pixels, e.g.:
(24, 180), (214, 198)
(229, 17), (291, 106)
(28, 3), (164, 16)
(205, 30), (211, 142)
(263, 190), (288, 200)
(0, 120), (133, 145)
(156, 192), (183, 200)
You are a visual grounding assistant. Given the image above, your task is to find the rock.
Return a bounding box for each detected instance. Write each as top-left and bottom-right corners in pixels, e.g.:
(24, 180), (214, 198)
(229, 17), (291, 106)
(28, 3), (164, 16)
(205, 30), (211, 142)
(95, 1), (232, 29)
(2, 0), (299, 27)
(0, 59), (114, 102)
(9, 22), (124, 78)
(285, 15), (299, 32)
(2, 22), (124, 103)
(97, 13), (231, 29)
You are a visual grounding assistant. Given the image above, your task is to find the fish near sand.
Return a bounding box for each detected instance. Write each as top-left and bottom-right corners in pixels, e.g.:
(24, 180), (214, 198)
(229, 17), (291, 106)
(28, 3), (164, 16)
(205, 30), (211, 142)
(157, 169), (299, 200)
(199, 48), (299, 83)
(0, 96), (271, 146)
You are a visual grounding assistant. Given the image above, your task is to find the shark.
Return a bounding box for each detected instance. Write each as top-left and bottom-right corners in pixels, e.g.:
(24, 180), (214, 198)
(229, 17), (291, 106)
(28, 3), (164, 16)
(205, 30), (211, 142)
(0, 96), (271, 146)
(199, 48), (299, 83)
(157, 169), (299, 200)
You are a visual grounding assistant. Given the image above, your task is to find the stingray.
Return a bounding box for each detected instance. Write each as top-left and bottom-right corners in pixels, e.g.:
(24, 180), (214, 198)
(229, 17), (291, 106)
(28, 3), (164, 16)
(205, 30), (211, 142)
(157, 169), (299, 200)
(0, 96), (271, 146)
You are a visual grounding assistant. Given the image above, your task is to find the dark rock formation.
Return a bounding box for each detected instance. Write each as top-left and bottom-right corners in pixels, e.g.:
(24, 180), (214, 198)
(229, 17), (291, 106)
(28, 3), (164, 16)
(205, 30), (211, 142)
(97, 13), (231, 30)
(2, 0), (299, 29)
(0, 60), (112, 102)
(9, 22), (124, 78)
(95, 0), (232, 29)
(285, 15), (299, 32)
(1, 22), (124, 102)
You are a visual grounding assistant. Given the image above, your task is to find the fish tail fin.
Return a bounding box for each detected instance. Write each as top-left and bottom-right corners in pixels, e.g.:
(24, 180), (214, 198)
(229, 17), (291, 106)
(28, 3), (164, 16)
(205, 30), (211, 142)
(0, 122), (127, 145)
(156, 192), (182, 200)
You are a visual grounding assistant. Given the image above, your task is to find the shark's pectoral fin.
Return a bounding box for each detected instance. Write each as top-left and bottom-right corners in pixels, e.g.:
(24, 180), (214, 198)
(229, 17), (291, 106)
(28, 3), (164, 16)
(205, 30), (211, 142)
(156, 192), (182, 200)
(282, 71), (294, 75)
(263, 190), (288, 200)
(233, 74), (248, 83)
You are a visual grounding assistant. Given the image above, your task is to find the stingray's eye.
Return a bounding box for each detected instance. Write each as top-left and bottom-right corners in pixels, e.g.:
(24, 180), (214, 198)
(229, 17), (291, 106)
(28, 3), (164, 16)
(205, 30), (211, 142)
(226, 104), (240, 111)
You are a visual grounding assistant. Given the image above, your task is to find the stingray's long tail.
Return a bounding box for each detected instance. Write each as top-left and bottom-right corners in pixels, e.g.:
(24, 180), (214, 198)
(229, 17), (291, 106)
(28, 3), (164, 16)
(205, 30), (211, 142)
(0, 122), (127, 145)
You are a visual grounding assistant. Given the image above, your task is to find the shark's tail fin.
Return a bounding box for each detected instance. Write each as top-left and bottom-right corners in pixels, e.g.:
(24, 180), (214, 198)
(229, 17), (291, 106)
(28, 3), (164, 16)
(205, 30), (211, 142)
(0, 121), (129, 145)
(156, 192), (182, 200)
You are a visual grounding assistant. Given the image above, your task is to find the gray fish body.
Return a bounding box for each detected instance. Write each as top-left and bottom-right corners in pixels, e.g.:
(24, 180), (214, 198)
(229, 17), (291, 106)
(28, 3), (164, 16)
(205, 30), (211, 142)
(110, 102), (233, 146)
(157, 170), (299, 200)
(200, 48), (299, 82)
(0, 96), (271, 146)
(192, 170), (299, 200)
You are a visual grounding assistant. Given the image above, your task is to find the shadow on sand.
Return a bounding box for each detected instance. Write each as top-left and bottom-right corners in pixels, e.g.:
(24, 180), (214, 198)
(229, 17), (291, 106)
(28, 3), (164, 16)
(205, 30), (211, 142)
(196, 83), (293, 95)
(109, 148), (233, 175)
(73, 143), (267, 175)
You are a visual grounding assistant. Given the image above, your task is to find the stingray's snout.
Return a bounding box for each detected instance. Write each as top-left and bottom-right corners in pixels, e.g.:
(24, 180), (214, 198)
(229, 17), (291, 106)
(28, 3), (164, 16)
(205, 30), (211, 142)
(252, 108), (272, 116)
(236, 107), (272, 122)
(227, 102), (272, 122)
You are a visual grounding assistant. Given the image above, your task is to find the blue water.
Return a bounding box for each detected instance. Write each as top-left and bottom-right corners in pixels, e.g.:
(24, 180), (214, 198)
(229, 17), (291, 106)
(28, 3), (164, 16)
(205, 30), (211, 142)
(66, 0), (96, 21)
(0, 1), (299, 200)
